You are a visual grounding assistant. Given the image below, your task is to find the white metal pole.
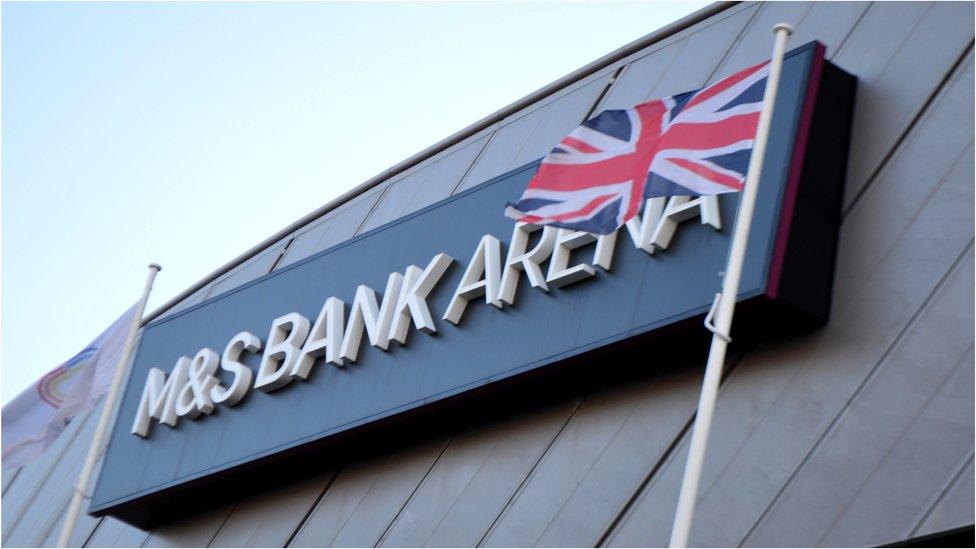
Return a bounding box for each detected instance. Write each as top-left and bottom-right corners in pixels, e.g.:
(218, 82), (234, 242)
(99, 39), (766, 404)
(668, 23), (793, 548)
(57, 263), (161, 548)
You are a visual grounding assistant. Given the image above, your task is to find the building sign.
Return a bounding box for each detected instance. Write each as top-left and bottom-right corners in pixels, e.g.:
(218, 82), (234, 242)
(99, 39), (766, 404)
(91, 42), (855, 527)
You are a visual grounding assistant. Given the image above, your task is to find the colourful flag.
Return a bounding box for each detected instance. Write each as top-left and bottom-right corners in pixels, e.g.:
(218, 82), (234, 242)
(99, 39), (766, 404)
(2, 306), (136, 469)
(505, 60), (769, 234)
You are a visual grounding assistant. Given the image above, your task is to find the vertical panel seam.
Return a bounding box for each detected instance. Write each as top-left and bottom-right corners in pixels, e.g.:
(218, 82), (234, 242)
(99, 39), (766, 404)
(702, 2), (767, 85)
(910, 452), (976, 538)
(80, 517), (104, 548)
(841, 40), (974, 218)
(810, 341), (976, 547)
(449, 127), (498, 196)
(374, 435), (457, 547)
(352, 187), (393, 238)
(204, 505), (238, 547)
(595, 346), (754, 548)
(827, 2), (875, 60)
(582, 65), (628, 122)
(2, 468), (22, 496)
(268, 237), (296, 273)
(474, 396), (586, 547)
(738, 239), (975, 547)
(283, 468), (343, 548)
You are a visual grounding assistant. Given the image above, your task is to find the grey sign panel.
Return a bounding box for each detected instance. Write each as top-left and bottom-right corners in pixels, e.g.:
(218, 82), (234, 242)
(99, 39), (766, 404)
(91, 42), (853, 527)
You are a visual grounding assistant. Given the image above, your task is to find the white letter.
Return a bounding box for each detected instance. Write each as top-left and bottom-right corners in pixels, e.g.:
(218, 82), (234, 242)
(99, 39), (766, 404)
(443, 234), (502, 325)
(651, 195), (721, 250)
(293, 297), (345, 379)
(623, 197), (667, 255)
(175, 348), (220, 419)
(211, 331), (260, 406)
(547, 229), (596, 287)
(340, 272), (403, 363)
(592, 231), (618, 271)
(499, 223), (557, 306)
(131, 358), (189, 437)
(254, 312), (310, 392)
(388, 253), (453, 345)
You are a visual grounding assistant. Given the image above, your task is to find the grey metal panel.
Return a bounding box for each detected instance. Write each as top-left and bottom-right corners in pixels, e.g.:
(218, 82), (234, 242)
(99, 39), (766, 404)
(84, 517), (150, 548)
(606, 47), (975, 549)
(204, 242), (289, 300)
(1, 406), (95, 541)
(208, 472), (335, 547)
(479, 368), (703, 548)
(832, 1), (975, 209)
(743, 243), (975, 546)
(455, 73), (613, 192)
(140, 505), (233, 548)
(157, 284), (212, 319)
(3, 407), (101, 547)
(708, 1), (869, 79)
(817, 341), (975, 547)
(595, 3), (760, 111)
(40, 506), (100, 548)
(916, 456), (975, 537)
(288, 437), (448, 547)
(357, 128), (493, 234)
(275, 184), (387, 269)
(376, 400), (579, 548)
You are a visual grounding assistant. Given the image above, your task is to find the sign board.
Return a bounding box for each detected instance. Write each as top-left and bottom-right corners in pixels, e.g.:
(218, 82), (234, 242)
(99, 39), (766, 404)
(91, 42), (855, 527)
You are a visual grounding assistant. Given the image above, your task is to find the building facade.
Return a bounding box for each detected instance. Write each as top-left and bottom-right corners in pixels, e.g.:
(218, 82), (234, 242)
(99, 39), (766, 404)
(3, 2), (974, 547)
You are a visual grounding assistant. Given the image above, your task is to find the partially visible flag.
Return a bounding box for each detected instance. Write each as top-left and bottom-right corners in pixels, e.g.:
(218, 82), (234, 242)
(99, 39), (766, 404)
(2, 305), (136, 469)
(505, 60), (770, 234)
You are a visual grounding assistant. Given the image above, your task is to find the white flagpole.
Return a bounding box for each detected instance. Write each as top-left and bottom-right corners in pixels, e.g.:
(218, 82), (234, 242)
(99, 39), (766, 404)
(668, 23), (793, 548)
(57, 263), (161, 548)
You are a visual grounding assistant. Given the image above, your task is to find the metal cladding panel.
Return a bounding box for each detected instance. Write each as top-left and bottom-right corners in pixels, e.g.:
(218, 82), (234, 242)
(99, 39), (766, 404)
(481, 366), (704, 547)
(833, 1), (975, 210)
(377, 399), (578, 547)
(275, 184), (388, 269)
(85, 517), (150, 548)
(156, 284), (211, 320)
(89, 44), (836, 528)
(916, 457), (976, 538)
(454, 73), (612, 192)
(594, 3), (759, 112)
(1, 407), (95, 541)
(208, 472), (335, 547)
(606, 47), (975, 549)
(744, 246), (975, 546)
(357, 129), (492, 235)
(140, 506), (233, 548)
(205, 243), (288, 301)
(288, 436), (449, 548)
(3, 408), (100, 547)
(42, 500), (102, 548)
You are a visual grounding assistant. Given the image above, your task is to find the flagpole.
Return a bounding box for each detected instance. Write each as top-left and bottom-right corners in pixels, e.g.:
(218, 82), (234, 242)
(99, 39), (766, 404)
(57, 263), (161, 548)
(668, 23), (792, 548)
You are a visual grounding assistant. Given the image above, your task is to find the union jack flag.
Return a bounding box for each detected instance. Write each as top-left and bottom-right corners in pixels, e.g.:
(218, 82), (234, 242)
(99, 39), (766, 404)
(505, 60), (770, 235)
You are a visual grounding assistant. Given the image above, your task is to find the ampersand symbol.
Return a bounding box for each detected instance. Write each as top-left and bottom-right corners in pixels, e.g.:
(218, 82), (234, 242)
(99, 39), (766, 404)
(175, 348), (220, 419)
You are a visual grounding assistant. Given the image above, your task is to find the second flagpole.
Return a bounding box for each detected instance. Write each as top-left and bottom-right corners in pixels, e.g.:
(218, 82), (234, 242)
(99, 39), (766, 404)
(668, 22), (793, 548)
(57, 263), (161, 548)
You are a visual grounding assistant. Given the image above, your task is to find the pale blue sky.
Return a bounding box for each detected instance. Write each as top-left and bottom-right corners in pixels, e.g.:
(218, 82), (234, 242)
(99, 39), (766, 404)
(2, 1), (707, 403)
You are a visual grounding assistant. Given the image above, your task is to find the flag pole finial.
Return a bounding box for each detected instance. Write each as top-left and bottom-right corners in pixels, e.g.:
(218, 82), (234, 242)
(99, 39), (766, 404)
(773, 22), (794, 35)
(149, 263), (162, 272)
